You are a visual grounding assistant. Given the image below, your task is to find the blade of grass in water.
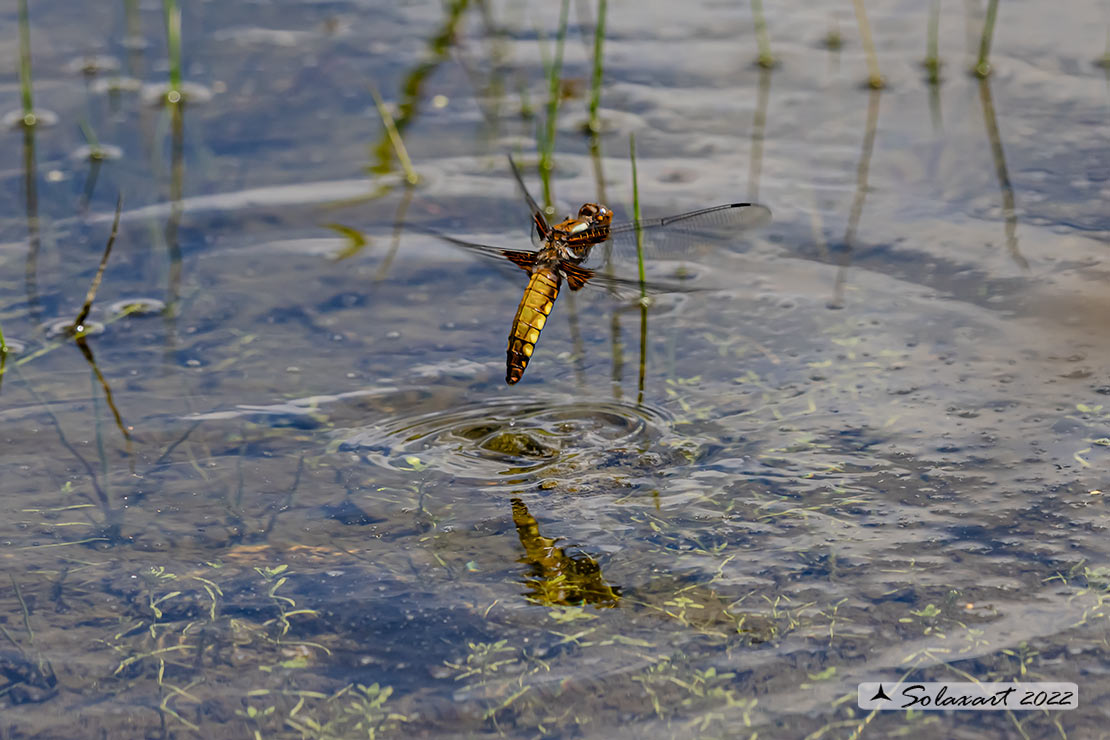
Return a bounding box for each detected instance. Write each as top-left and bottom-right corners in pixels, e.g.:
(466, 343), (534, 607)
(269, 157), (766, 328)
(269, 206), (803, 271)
(371, 0), (470, 173)
(629, 134), (648, 400)
(162, 0), (183, 99)
(369, 83), (420, 185)
(538, 0), (571, 213)
(924, 0), (941, 84)
(73, 195), (123, 332)
(18, 0), (34, 124)
(974, 0), (998, 77)
(851, 0), (884, 88)
(751, 0), (775, 69)
(628, 134), (646, 300)
(586, 0), (608, 134)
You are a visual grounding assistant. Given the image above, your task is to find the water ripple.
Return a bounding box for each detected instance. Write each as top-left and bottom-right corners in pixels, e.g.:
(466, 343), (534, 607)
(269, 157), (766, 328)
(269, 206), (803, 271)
(341, 396), (677, 486)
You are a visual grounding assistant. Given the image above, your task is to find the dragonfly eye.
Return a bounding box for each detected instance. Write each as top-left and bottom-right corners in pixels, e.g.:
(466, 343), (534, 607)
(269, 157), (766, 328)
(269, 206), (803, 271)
(578, 203), (600, 220)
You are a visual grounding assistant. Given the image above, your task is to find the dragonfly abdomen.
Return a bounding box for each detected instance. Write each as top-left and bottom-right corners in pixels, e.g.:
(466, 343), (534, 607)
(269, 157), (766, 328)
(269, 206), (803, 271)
(506, 267), (561, 384)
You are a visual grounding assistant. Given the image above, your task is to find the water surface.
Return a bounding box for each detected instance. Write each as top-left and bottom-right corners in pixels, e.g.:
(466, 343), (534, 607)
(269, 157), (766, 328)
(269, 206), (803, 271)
(1, 0), (1108, 737)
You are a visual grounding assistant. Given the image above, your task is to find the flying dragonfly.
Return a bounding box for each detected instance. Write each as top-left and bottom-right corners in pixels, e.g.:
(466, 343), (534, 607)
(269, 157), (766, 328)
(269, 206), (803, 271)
(421, 155), (771, 384)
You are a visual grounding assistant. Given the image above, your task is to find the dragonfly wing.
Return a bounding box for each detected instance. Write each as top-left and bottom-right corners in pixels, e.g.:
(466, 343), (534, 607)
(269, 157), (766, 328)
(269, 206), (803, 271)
(507, 154), (551, 244)
(408, 225), (537, 281)
(581, 202), (772, 262)
(559, 260), (707, 300)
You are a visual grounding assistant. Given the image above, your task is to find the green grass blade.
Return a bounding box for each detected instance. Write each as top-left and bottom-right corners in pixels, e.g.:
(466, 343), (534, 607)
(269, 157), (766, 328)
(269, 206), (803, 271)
(539, 0), (571, 212)
(163, 0), (182, 93)
(975, 0), (998, 77)
(925, 0), (941, 85)
(628, 134), (645, 299)
(851, 0), (884, 88)
(18, 0), (34, 119)
(587, 0), (608, 134)
(751, 0), (775, 68)
(369, 83), (420, 185)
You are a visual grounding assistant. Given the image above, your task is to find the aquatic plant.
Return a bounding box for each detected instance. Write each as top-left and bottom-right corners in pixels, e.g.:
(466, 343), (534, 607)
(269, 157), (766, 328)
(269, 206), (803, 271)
(370, 83), (420, 185)
(851, 0), (884, 88)
(370, 0), (469, 173)
(751, 0), (775, 69)
(974, 0), (999, 77)
(538, 0), (571, 212)
(162, 0), (183, 100)
(924, 0), (941, 84)
(823, 17), (843, 51)
(586, 0), (608, 135)
(17, 0), (35, 124)
(628, 133), (649, 401)
(71, 196), (123, 334)
(627, 134), (646, 300)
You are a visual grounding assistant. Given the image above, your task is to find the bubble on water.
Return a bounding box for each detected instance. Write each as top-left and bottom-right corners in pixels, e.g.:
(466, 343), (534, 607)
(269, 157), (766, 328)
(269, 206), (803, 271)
(44, 319), (106, 339)
(108, 298), (166, 317)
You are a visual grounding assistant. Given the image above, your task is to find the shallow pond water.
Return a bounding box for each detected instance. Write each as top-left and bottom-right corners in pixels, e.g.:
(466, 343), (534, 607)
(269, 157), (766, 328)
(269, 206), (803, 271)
(1, 0), (1109, 738)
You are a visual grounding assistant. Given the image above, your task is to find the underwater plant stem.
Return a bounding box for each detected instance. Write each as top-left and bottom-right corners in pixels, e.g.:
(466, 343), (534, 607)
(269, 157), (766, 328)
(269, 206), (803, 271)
(587, 0), (608, 134)
(539, 0), (571, 212)
(975, 0), (998, 77)
(751, 0), (774, 68)
(851, 0), (884, 88)
(18, 0), (34, 117)
(369, 83), (419, 185)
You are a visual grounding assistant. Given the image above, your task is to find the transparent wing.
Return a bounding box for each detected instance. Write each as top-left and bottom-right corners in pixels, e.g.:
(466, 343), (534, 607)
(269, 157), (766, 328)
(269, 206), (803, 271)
(507, 154), (551, 246)
(408, 227), (702, 298)
(578, 202), (772, 267)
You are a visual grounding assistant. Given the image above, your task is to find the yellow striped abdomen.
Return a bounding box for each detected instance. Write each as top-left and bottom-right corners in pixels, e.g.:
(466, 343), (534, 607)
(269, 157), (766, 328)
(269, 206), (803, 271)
(506, 267), (560, 384)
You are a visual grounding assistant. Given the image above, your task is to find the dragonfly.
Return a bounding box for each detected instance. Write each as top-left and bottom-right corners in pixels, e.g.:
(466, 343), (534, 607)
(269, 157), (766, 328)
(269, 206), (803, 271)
(421, 155), (771, 384)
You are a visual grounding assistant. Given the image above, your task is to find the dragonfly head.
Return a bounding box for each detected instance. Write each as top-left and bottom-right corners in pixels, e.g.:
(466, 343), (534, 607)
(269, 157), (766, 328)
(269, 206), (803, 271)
(577, 203), (612, 227)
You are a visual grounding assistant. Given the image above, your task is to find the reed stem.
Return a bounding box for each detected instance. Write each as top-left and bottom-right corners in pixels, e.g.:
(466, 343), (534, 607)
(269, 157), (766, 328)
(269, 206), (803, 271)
(924, 0), (941, 84)
(17, 0), (34, 123)
(751, 0), (775, 69)
(586, 0), (608, 134)
(851, 0), (884, 88)
(975, 0), (998, 77)
(370, 84), (420, 185)
(539, 0), (571, 212)
(162, 0), (182, 96)
(628, 134), (646, 299)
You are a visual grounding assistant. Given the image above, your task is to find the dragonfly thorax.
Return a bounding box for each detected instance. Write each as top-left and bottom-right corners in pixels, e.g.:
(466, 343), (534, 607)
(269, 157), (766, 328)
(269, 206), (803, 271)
(548, 203), (613, 261)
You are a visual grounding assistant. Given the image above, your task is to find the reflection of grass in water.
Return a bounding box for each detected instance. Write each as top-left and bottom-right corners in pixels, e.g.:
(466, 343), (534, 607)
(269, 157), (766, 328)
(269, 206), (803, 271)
(851, 0), (884, 89)
(974, 0), (999, 78)
(977, 77), (1028, 269)
(538, 0), (571, 213)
